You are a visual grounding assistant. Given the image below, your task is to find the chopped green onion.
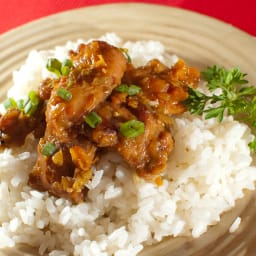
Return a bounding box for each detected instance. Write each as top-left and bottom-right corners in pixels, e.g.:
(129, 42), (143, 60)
(119, 120), (144, 138)
(116, 84), (141, 96)
(42, 142), (57, 157)
(62, 59), (73, 67)
(249, 139), (256, 153)
(67, 77), (74, 87)
(46, 58), (73, 77)
(84, 112), (102, 128)
(17, 99), (24, 110)
(120, 48), (132, 63)
(23, 91), (40, 116)
(24, 101), (33, 115)
(61, 66), (70, 76)
(61, 59), (73, 76)
(23, 96), (30, 108)
(57, 88), (72, 101)
(46, 58), (62, 77)
(29, 91), (39, 103)
(3, 98), (17, 110)
(3, 91), (40, 116)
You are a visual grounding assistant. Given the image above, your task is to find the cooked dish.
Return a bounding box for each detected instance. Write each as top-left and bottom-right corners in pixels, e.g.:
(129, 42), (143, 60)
(0, 34), (255, 256)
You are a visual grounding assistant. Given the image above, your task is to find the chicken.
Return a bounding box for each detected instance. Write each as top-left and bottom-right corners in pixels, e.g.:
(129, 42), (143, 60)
(0, 103), (45, 147)
(88, 59), (199, 182)
(0, 40), (200, 203)
(44, 41), (128, 143)
(28, 41), (127, 203)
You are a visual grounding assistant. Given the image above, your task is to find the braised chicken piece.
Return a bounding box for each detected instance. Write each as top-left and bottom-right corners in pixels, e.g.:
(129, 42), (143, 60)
(0, 109), (32, 146)
(44, 41), (128, 143)
(95, 98), (174, 182)
(28, 41), (127, 203)
(0, 40), (200, 203)
(0, 102), (45, 147)
(88, 59), (199, 182)
(122, 59), (199, 115)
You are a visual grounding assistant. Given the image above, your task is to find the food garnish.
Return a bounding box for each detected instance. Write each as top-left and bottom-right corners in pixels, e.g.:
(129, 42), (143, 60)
(119, 120), (145, 138)
(184, 65), (256, 152)
(61, 59), (74, 75)
(4, 90), (40, 116)
(84, 112), (102, 128)
(56, 87), (72, 101)
(3, 97), (17, 110)
(120, 47), (132, 63)
(41, 142), (57, 157)
(46, 58), (73, 77)
(116, 84), (141, 95)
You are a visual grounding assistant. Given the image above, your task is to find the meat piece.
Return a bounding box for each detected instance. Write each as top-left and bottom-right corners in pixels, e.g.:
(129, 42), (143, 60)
(102, 59), (199, 180)
(122, 59), (200, 115)
(29, 139), (96, 203)
(45, 41), (127, 143)
(0, 105), (45, 147)
(85, 86), (174, 182)
(39, 78), (53, 100)
(54, 57), (198, 187)
(28, 41), (127, 203)
(116, 109), (174, 180)
(92, 125), (118, 147)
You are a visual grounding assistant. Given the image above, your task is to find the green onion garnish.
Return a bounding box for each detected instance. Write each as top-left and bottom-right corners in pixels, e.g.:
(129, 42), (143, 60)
(116, 84), (141, 96)
(24, 101), (33, 115)
(42, 142), (57, 157)
(57, 88), (72, 101)
(46, 58), (62, 77)
(3, 91), (40, 116)
(24, 91), (40, 116)
(46, 58), (73, 77)
(17, 99), (25, 110)
(61, 59), (73, 76)
(119, 120), (144, 138)
(84, 112), (102, 128)
(120, 48), (132, 63)
(3, 97), (17, 110)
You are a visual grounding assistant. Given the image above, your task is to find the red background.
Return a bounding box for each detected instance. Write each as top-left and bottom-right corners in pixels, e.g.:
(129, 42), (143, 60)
(0, 0), (255, 36)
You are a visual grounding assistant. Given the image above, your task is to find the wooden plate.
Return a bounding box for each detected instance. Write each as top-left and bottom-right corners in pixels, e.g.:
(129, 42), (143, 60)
(0, 3), (256, 256)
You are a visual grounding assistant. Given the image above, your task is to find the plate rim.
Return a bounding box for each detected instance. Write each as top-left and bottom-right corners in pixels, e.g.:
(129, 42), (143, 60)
(1, 2), (255, 41)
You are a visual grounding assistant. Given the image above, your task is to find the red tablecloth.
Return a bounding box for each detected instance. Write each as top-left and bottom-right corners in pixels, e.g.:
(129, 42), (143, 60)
(1, 0), (255, 36)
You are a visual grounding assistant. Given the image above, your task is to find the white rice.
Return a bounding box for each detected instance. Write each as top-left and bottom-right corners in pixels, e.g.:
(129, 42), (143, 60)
(0, 33), (256, 255)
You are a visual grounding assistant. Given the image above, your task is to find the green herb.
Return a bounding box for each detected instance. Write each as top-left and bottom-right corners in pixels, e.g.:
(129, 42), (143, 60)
(46, 58), (73, 77)
(3, 91), (40, 116)
(24, 91), (40, 116)
(184, 65), (256, 152)
(57, 88), (72, 101)
(120, 120), (145, 138)
(42, 142), (57, 157)
(120, 48), (132, 63)
(116, 84), (141, 96)
(85, 112), (102, 128)
(17, 99), (25, 110)
(3, 97), (17, 110)
(46, 58), (62, 77)
(61, 59), (74, 76)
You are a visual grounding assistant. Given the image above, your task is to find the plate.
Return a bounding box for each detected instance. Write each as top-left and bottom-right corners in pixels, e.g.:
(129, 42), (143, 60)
(0, 3), (256, 256)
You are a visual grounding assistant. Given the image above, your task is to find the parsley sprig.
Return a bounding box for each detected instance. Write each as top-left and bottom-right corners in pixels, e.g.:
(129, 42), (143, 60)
(184, 65), (256, 152)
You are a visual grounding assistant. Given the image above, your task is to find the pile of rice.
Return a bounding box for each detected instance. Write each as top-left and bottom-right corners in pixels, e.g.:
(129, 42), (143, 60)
(0, 33), (256, 256)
